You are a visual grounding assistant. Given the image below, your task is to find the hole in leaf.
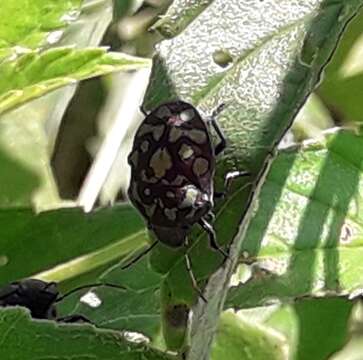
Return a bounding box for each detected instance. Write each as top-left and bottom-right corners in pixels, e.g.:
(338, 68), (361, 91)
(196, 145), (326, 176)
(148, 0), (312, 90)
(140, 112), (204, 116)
(213, 50), (233, 68)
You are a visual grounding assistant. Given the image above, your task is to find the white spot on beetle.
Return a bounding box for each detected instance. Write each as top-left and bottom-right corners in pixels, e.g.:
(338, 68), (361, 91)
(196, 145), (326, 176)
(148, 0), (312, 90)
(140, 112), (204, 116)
(144, 203), (156, 217)
(188, 129), (207, 144)
(180, 185), (200, 208)
(128, 150), (138, 166)
(141, 170), (158, 184)
(178, 144), (194, 160)
(169, 127), (207, 144)
(193, 157), (209, 176)
(158, 198), (165, 208)
(131, 182), (142, 203)
(149, 148), (172, 178)
(140, 140), (150, 152)
(171, 175), (187, 186)
(166, 191), (175, 198)
(164, 208), (177, 220)
(169, 127), (183, 142)
(144, 188), (151, 196)
(156, 105), (172, 119)
(179, 108), (195, 122)
(138, 124), (165, 141)
(151, 125), (165, 141)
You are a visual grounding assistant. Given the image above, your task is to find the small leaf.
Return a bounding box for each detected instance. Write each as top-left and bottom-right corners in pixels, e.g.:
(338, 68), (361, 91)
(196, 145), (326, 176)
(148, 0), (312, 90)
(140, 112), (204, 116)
(0, 48), (151, 115)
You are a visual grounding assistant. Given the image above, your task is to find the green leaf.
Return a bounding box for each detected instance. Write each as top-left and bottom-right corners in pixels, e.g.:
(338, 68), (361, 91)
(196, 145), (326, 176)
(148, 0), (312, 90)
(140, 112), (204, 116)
(211, 311), (286, 360)
(58, 257), (163, 339)
(294, 298), (353, 360)
(0, 0), (119, 208)
(292, 94), (333, 141)
(226, 129), (363, 308)
(152, 0), (214, 37)
(0, 308), (174, 360)
(0, 111), (61, 208)
(0, 204), (146, 285)
(318, 8), (363, 122)
(0, 0), (82, 55)
(0, 47), (151, 115)
(141, 0), (363, 355)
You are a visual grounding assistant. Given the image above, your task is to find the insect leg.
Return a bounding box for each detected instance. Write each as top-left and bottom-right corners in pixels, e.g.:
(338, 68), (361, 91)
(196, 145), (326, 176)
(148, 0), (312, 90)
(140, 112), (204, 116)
(206, 104), (227, 155)
(56, 283), (126, 303)
(57, 314), (92, 323)
(121, 240), (158, 270)
(184, 238), (207, 303)
(140, 105), (148, 116)
(199, 218), (229, 259)
(214, 170), (250, 199)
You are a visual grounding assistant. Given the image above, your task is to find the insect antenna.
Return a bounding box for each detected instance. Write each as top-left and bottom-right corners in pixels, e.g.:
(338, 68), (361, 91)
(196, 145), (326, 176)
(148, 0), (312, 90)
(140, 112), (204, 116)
(55, 282), (126, 303)
(121, 240), (159, 270)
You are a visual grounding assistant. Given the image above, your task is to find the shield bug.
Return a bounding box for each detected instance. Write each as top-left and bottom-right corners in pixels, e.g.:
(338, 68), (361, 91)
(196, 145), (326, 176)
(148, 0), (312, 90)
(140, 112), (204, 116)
(126, 100), (248, 296)
(0, 279), (124, 322)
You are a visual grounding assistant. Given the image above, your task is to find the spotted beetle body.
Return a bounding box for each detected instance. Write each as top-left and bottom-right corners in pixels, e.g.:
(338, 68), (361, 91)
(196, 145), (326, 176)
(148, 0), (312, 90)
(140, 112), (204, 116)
(128, 100), (223, 248)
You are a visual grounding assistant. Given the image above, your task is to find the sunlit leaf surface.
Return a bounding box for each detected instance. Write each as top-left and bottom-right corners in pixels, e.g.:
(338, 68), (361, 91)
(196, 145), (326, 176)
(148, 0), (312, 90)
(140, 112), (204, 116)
(227, 129), (363, 307)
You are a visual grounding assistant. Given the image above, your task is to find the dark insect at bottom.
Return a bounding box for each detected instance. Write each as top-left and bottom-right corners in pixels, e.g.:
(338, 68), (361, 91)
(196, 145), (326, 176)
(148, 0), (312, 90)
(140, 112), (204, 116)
(126, 100), (250, 300)
(0, 278), (125, 323)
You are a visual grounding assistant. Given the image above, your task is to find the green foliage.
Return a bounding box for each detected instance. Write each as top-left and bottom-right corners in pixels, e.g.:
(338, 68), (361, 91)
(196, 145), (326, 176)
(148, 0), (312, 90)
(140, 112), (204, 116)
(0, 48), (150, 115)
(0, 0), (363, 359)
(226, 130), (363, 307)
(0, 308), (173, 360)
(0, 0), (82, 53)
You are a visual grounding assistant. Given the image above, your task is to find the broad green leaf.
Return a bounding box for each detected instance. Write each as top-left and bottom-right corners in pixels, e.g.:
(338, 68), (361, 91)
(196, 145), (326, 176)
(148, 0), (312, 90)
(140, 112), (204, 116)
(0, 308), (174, 360)
(226, 129), (363, 307)
(294, 298), (353, 360)
(318, 8), (363, 122)
(211, 311), (286, 360)
(0, 47), (151, 115)
(0, 204), (146, 285)
(0, 0), (82, 57)
(141, 0), (363, 355)
(58, 257), (163, 340)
